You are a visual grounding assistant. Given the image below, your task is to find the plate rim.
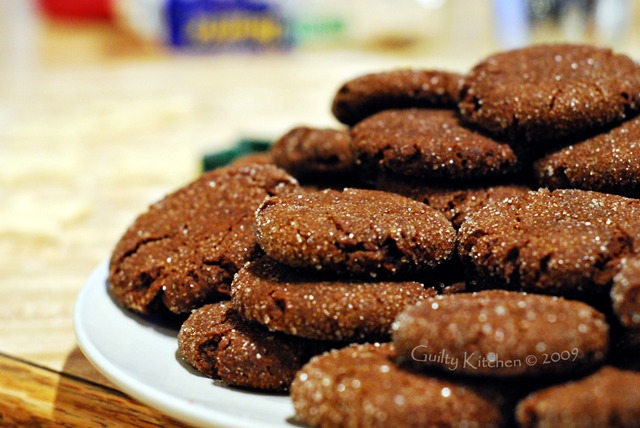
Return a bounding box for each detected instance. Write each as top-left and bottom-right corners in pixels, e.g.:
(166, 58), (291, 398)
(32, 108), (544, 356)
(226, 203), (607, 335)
(73, 260), (295, 428)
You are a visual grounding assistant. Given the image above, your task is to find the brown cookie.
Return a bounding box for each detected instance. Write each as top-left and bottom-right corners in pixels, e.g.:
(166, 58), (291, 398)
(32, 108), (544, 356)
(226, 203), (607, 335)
(231, 255), (435, 341)
(108, 164), (299, 314)
(516, 366), (640, 427)
(290, 343), (508, 428)
(457, 189), (640, 297)
(271, 127), (355, 180)
(332, 69), (463, 126)
(535, 114), (640, 198)
(612, 257), (640, 349)
(255, 188), (456, 277)
(351, 109), (522, 181)
(459, 43), (640, 145)
(177, 301), (312, 391)
(375, 172), (530, 228)
(393, 290), (609, 378)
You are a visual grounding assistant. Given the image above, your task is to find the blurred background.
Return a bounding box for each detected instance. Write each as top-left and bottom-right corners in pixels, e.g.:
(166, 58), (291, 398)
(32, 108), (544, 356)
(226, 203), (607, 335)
(2, 0), (640, 379)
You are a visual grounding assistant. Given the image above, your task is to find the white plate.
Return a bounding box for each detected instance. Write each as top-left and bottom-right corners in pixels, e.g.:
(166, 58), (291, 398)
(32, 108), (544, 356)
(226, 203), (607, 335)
(74, 261), (298, 428)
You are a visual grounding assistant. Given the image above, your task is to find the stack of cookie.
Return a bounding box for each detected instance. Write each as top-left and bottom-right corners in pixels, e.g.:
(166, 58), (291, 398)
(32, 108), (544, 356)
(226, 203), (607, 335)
(107, 43), (640, 426)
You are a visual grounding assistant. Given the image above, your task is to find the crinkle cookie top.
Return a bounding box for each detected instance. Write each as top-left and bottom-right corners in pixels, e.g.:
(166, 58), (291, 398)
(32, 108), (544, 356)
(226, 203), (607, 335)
(108, 164), (298, 314)
(256, 188), (456, 277)
(457, 188), (640, 297)
(332, 69), (463, 126)
(459, 44), (640, 145)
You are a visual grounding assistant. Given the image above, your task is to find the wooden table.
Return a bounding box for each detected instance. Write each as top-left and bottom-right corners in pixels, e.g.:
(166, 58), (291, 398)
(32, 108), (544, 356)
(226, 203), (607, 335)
(2, 4), (639, 426)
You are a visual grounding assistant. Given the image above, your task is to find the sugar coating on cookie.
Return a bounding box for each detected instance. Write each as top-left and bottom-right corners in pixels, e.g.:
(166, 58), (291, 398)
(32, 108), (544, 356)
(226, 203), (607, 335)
(332, 69), (463, 126)
(290, 343), (507, 428)
(516, 366), (640, 427)
(393, 290), (609, 377)
(231, 256), (435, 341)
(612, 257), (640, 332)
(459, 44), (640, 144)
(271, 127), (354, 179)
(375, 172), (530, 228)
(109, 164), (299, 314)
(177, 302), (309, 391)
(457, 189), (640, 296)
(535, 113), (640, 198)
(255, 188), (456, 277)
(351, 109), (522, 180)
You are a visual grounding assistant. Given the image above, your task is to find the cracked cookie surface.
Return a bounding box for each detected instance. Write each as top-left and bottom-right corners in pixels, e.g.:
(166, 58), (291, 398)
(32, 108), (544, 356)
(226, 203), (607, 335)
(255, 188), (456, 277)
(177, 301), (311, 391)
(351, 109), (522, 181)
(231, 255), (435, 341)
(108, 164), (298, 314)
(535, 113), (640, 198)
(331, 69), (463, 126)
(457, 188), (640, 297)
(459, 44), (640, 146)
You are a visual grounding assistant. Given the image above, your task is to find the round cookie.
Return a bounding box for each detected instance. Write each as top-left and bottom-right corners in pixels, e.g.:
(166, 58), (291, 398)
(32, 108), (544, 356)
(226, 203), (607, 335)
(231, 256), (435, 341)
(108, 164), (299, 314)
(516, 366), (640, 427)
(351, 109), (522, 181)
(332, 69), (463, 126)
(375, 172), (530, 228)
(290, 343), (508, 428)
(178, 301), (312, 391)
(271, 126), (355, 180)
(459, 44), (640, 145)
(457, 188), (640, 297)
(255, 188), (456, 277)
(534, 113), (640, 198)
(392, 290), (609, 377)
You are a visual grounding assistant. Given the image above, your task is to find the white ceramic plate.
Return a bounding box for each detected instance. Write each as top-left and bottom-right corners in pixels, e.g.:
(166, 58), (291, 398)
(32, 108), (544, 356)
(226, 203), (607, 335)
(74, 261), (298, 428)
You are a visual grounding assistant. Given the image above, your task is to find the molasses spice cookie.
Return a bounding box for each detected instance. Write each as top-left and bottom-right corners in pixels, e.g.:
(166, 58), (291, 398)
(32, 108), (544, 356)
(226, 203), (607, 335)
(109, 164), (298, 314)
(535, 113), (640, 198)
(459, 44), (640, 145)
(393, 290), (609, 378)
(332, 69), (463, 126)
(271, 126), (354, 180)
(291, 343), (508, 428)
(255, 188), (456, 277)
(516, 366), (640, 428)
(351, 109), (522, 181)
(231, 256), (435, 341)
(457, 189), (640, 297)
(178, 302), (311, 391)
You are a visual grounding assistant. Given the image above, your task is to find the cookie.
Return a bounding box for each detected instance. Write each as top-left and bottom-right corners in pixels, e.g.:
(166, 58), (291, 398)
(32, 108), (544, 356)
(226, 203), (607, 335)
(534, 114), (640, 198)
(332, 69), (463, 126)
(108, 164), (299, 314)
(393, 290), (609, 378)
(351, 109), (522, 181)
(290, 343), (508, 428)
(375, 172), (530, 228)
(231, 255), (435, 341)
(255, 188), (456, 277)
(457, 188), (640, 297)
(271, 127), (355, 180)
(178, 301), (312, 391)
(612, 257), (640, 342)
(516, 366), (640, 427)
(459, 44), (640, 145)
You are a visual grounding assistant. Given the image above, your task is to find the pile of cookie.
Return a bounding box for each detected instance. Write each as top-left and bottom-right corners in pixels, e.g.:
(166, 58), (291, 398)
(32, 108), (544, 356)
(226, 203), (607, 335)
(108, 43), (640, 427)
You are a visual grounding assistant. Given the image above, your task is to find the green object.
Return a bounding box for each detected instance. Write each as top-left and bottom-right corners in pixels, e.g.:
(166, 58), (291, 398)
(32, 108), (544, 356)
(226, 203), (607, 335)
(202, 138), (272, 172)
